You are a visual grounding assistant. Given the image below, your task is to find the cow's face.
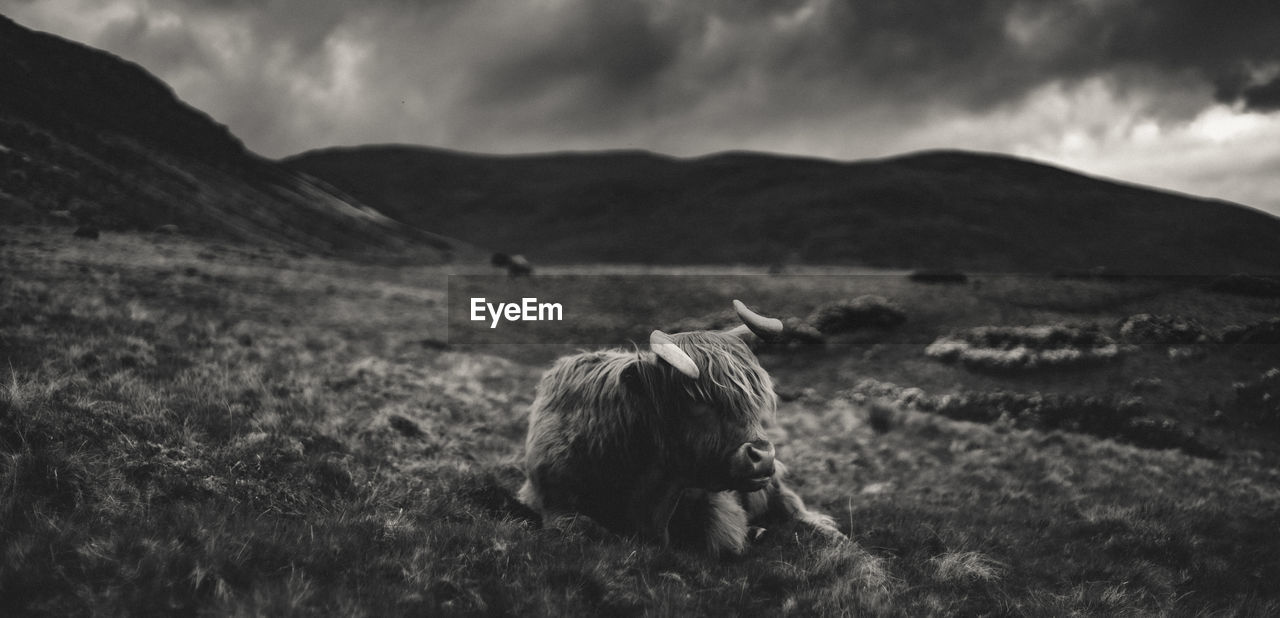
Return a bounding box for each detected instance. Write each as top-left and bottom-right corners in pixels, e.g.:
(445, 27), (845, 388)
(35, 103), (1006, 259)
(651, 331), (779, 491)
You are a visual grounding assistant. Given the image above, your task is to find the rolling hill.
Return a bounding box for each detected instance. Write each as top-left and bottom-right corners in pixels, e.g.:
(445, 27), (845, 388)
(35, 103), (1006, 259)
(286, 145), (1280, 274)
(0, 14), (464, 261)
(6, 8), (1276, 274)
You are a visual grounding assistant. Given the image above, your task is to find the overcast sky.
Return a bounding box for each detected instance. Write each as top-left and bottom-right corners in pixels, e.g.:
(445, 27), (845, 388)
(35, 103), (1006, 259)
(5, 0), (1280, 216)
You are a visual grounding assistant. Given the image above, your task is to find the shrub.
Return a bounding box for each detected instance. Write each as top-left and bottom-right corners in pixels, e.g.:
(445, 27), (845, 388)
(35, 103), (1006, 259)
(926, 324), (1123, 371)
(1118, 314), (1207, 344)
(807, 296), (906, 335)
(844, 379), (1215, 457)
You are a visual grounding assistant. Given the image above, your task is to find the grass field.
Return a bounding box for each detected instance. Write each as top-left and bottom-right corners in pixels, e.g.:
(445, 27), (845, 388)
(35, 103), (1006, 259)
(3, 225), (1279, 616)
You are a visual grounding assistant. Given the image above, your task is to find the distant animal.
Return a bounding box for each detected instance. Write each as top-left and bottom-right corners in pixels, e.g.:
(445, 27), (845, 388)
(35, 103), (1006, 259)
(507, 254), (533, 276)
(519, 300), (845, 556)
(154, 224), (180, 234)
(491, 252), (533, 276)
(73, 225), (99, 240)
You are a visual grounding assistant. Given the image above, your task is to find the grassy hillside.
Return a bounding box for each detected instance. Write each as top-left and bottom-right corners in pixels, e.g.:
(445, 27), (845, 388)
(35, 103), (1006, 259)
(286, 145), (1280, 274)
(4, 225), (1278, 615)
(0, 15), (465, 261)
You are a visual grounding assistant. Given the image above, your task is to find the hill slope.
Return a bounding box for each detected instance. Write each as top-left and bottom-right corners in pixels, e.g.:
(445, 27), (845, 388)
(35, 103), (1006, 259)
(0, 15), (463, 260)
(286, 145), (1280, 273)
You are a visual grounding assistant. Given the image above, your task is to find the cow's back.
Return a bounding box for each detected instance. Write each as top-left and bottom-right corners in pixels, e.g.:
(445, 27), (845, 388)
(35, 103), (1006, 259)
(519, 349), (654, 527)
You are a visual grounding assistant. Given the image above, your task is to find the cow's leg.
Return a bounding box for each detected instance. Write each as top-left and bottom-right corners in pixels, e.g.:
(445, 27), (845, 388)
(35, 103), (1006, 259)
(517, 479), (540, 510)
(627, 469), (686, 547)
(702, 492), (750, 556)
(668, 490), (750, 557)
(520, 478), (611, 538)
(742, 474), (845, 542)
(769, 480), (844, 539)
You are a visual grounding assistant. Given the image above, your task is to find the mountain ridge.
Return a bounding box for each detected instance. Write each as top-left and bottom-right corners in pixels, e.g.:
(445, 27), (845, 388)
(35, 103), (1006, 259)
(5, 10), (1277, 274)
(0, 14), (247, 166)
(0, 14), (466, 261)
(286, 144), (1280, 274)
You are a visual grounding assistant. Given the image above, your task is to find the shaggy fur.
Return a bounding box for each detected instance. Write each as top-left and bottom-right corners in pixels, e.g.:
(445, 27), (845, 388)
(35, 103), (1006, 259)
(520, 329), (844, 556)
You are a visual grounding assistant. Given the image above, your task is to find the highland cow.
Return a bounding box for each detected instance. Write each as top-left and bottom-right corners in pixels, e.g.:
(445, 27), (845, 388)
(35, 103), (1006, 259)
(491, 252), (533, 277)
(519, 300), (844, 556)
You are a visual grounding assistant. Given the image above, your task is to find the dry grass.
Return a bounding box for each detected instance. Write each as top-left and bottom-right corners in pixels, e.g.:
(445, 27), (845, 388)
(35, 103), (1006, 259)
(3, 226), (1279, 615)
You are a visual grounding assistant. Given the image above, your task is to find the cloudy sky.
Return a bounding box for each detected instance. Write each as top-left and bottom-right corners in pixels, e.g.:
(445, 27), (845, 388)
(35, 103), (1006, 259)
(5, 0), (1280, 216)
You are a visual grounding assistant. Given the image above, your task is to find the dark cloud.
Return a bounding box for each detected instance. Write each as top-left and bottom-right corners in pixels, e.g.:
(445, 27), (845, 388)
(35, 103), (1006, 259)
(5, 0), (1280, 214)
(6, 0), (1280, 154)
(95, 10), (211, 76)
(758, 0), (1280, 114)
(12, 0), (1280, 146)
(473, 2), (677, 99)
(1083, 0), (1280, 109)
(430, 0), (1280, 139)
(1242, 77), (1280, 111)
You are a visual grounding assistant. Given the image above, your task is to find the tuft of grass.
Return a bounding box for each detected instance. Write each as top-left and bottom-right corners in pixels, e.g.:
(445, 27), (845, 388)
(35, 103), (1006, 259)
(930, 550), (1004, 584)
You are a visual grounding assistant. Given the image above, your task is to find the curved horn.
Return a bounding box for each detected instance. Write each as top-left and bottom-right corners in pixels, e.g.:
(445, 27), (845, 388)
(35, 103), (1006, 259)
(733, 300), (784, 339)
(650, 330), (700, 379)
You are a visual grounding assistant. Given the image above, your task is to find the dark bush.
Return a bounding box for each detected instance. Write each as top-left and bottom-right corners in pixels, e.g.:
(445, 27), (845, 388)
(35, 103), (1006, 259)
(808, 296), (906, 335)
(388, 415), (425, 438)
(1119, 314), (1207, 344)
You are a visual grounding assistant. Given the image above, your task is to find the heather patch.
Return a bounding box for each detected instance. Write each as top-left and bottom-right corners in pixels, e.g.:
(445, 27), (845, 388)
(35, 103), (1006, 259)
(927, 324), (1124, 371)
(845, 379), (1215, 457)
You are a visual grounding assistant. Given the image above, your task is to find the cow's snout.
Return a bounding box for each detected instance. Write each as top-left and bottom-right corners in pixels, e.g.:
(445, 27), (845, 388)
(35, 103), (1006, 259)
(730, 440), (775, 487)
